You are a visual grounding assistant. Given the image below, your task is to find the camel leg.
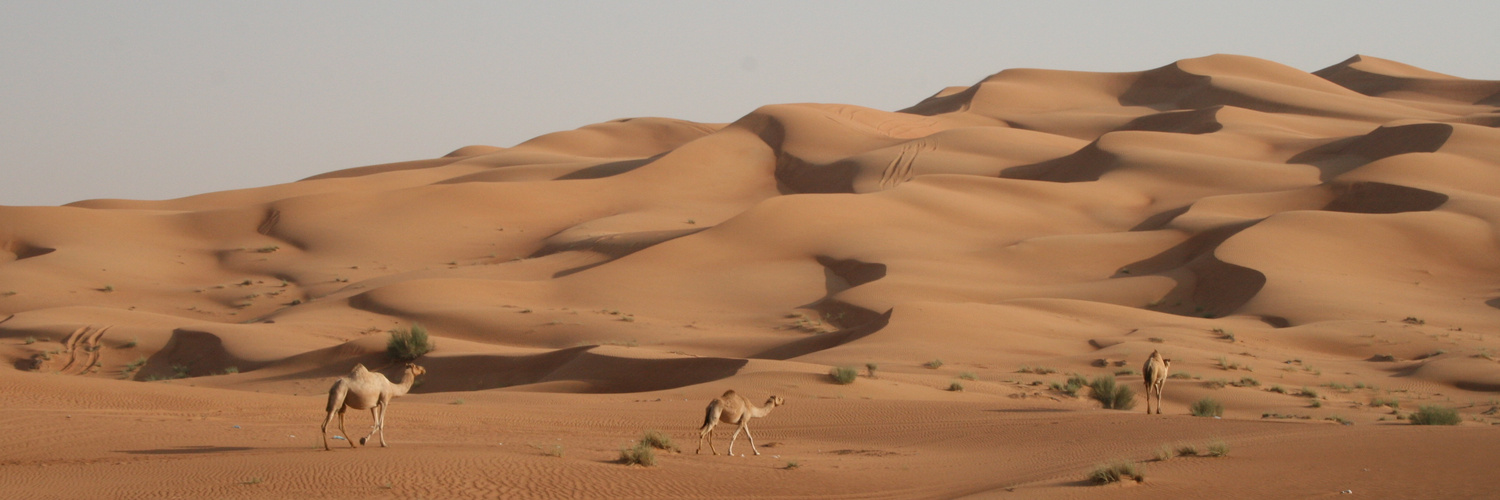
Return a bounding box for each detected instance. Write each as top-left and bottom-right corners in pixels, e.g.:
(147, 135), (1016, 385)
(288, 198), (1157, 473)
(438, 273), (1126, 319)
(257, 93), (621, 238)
(361, 405), (381, 446)
(376, 404), (389, 447)
(320, 408), (338, 451)
(697, 423), (717, 455)
(742, 424), (761, 456)
(728, 423), (746, 456)
(1156, 383), (1164, 415)
(696, 404), (722, 455)
(337, 408), (356, 448)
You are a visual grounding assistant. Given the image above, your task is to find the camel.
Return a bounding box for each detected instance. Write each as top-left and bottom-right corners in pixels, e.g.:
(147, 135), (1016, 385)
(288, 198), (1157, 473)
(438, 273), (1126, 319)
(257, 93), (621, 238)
(696, 390), (784, 456)
(321, 362), (426, 451)
(1142, 350), (1171, 414)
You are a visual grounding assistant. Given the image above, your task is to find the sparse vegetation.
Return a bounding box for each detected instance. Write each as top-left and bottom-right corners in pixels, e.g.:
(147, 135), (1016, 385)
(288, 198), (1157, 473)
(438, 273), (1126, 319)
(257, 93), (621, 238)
(122, 338), (138, 348)
(120, 357), (147, 379)
(865, 362), (878, 378)
(958, 371), (978, 381)
(1301, 386), (1319, 398)
(101, 285), (114, 293)
(1231, 377), (1260, 388)
(1205, 378), (1229, 389)
(1154, 444), (1173, 461)
(171, 364), (191, 379)
(1310, 399), (1322, 408)
(1088, 460), (1144, 484)
(1168, 372), (1196, 380)
(1190, 397), (1224, 417)
(255, 245), (280, 253)
(783, 460), (800, 470)
(639, 430), (680, 452)
(1051, 374), (1089, 397)
(1088, 375), (1136, 410)
(1206, 440), (1229, 457)
(829, 366), (858, 385)
(619, 441), (657, 466)
(1325, 415), (1351, 425)
(23, 336), (36, 345)
(1175, 444), (1199, 457)
(1371, 397), (1400, 409)
(222, 366), (238, 375)
(923, 359), (944, 369)
(1149, 337), (1165, 343)
(947, 381), (965, 392)
(1018, 365), (1055, 375)
(1403, 316), (1425, 325)
(451, 399), (465, 405)
(1410, 405), (1461, 426)
(1213, 328), (1235, 342)
(386, 324), (433, 361)
(1115, 368), (1139, 376)
(1268, 385), (1287, 394)
(1262, 413), (1311, 420)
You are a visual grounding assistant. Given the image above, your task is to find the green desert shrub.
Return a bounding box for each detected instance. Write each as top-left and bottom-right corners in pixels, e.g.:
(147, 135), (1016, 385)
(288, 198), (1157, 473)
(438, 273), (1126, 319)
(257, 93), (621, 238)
(1088, 375), (1136, 410)
(639, 430), (679, 452)
(1409, 405), (1461, 426)
(1051, 374), (1089, 397)
(619, 442), (656, 466)
(1206, 440), (1229, 457)
(387, 324), (434, 361)
(924, 359), (944, 369)
(1190, 397), (1224, 417)
(1088, 460), (1144, 484)
(829, 366), (858, 384)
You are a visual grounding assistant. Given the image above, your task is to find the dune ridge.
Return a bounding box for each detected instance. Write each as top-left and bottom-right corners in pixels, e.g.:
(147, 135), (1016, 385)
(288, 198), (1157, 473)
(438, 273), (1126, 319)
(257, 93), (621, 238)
(4, 54), (1500, 498)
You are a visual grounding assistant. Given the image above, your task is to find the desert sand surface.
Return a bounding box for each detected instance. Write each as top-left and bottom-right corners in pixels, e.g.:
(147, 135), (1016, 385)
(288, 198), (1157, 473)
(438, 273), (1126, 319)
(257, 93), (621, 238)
(4, 54), (1500, 499)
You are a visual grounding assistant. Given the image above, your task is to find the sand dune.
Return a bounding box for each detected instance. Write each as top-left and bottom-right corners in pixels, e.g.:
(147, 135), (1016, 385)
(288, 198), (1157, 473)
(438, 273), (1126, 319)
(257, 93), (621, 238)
(4, 54), (1500, 498)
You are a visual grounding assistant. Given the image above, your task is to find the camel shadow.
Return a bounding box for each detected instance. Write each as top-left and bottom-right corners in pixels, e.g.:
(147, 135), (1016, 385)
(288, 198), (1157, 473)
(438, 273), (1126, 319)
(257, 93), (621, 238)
(120, 446), (254, 455)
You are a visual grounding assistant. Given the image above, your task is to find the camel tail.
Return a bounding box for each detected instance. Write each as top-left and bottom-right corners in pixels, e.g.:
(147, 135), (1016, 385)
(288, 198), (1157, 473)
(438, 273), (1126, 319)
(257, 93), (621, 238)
(325, 380), (346, 413)
(701, 400), (720, 430)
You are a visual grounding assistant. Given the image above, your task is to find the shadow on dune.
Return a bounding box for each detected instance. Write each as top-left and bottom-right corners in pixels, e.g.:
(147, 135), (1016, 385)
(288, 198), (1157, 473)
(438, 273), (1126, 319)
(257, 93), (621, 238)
(1288, 123), (1453, 181)
(1116, 221), (1267, 320)
(120, 446), (254, 455)
(248, 343), (748, 394)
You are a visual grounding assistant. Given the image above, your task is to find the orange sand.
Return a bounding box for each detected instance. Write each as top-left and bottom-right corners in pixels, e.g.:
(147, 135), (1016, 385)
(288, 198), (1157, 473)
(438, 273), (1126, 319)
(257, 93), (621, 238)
(3, 54), (1500, 498)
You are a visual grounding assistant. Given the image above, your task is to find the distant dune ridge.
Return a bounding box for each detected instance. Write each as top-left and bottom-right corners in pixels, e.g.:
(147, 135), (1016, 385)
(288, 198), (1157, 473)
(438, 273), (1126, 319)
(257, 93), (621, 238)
(4, 55), (1500, 498)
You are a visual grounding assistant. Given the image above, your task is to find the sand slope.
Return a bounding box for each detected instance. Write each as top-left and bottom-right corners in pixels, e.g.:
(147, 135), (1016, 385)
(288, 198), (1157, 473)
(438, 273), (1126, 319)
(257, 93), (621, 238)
(4, 54), (1500, 498)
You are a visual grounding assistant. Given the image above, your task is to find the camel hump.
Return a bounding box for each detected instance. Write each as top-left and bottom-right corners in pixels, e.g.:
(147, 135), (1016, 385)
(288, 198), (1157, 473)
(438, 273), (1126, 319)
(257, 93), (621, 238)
(350, 363), (369, 375)
(721, 389), (737, 398)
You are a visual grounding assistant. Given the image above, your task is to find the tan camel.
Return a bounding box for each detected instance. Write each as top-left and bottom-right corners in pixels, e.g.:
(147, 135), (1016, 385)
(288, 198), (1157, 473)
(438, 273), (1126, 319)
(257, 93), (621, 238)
(696, 390), (784, 456)
(321, 362), (426, 451)
(1142, 350), (1171, 414)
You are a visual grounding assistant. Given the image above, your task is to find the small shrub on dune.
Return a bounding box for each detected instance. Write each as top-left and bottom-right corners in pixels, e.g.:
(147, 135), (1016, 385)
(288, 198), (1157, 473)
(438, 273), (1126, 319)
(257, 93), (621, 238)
(947, 381), (964, 392)
(829, 366), (858, 385)
(1206, 440), (1229, 457)
(1410, 405), (1461, 426)
(865, 362), (878, 378)
(386, 324), (434, 361)
(1190, 397), (1224, 417)
(1088, 375), (1136, 410)
(1088, 460), (1144, 484)
(924, 359), (944, 369)
(1175, 444), (1199, 457)
(639, 430), (679, 452)
(620, 442), (657, 466)
(959, 372), (978, 381)
(1051, 374), (1089, 397)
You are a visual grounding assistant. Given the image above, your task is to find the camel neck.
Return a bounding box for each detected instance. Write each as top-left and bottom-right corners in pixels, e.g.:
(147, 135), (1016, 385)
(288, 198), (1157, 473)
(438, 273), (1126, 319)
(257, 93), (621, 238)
(748, 400), (776, 418)
(392, 369), (417, 396)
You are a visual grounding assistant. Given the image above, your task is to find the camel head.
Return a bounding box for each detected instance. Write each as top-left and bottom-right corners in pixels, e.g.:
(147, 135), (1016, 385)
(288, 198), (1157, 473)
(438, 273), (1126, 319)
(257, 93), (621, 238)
(1163, 359), (1171, 368)
(405, 363), (427, 377)
(767, 395), (785, 407)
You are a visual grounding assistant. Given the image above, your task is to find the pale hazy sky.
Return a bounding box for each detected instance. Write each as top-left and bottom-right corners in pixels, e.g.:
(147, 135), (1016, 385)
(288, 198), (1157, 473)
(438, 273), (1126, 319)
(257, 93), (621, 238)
(3, 1), (1497, 206)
